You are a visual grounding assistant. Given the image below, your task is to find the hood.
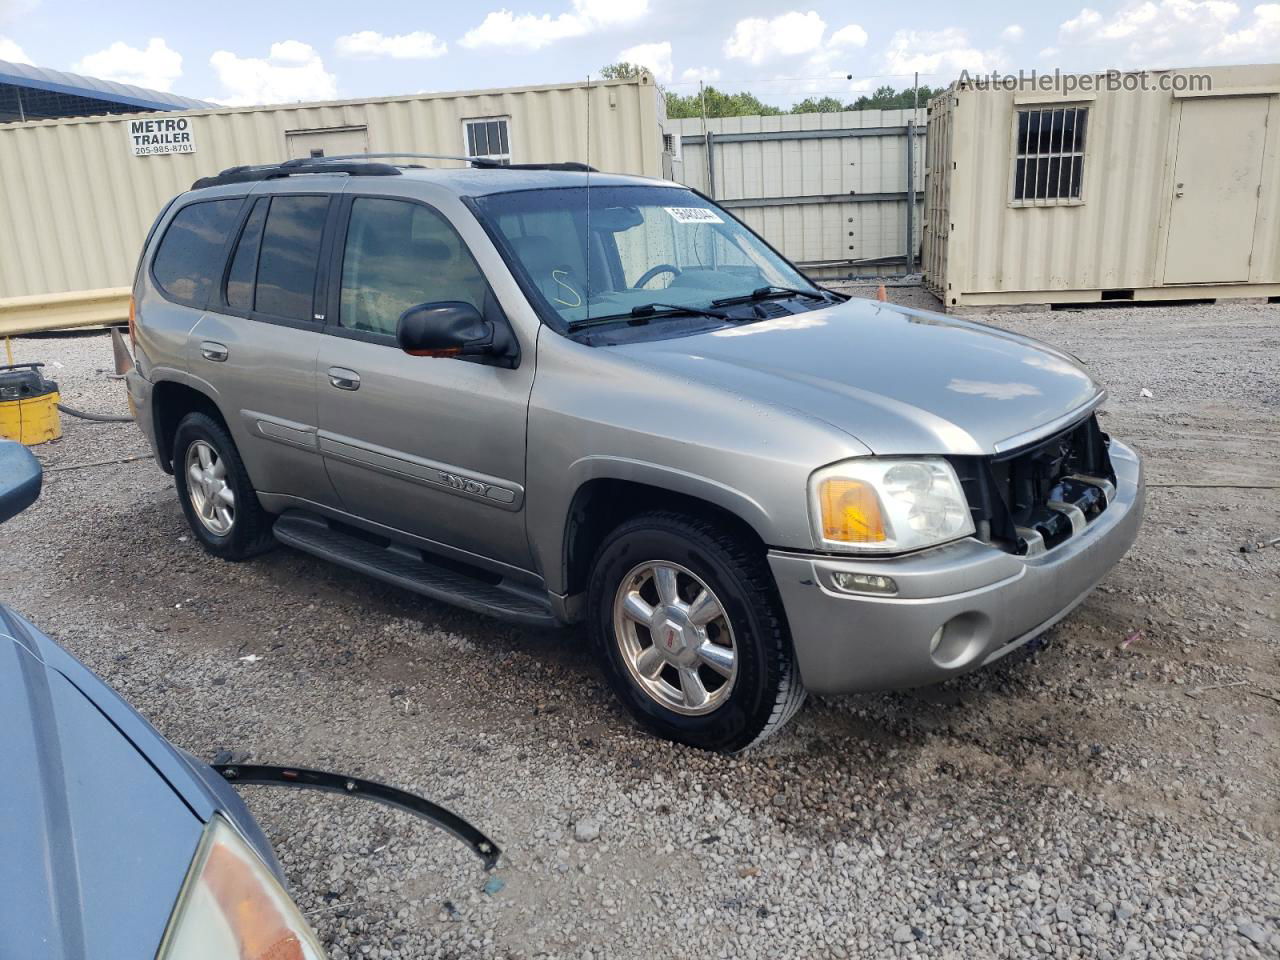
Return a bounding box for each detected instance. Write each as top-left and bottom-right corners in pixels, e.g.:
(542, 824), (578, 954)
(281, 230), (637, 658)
(0, 607), (280, 959)
(620, 299), (1103, 456)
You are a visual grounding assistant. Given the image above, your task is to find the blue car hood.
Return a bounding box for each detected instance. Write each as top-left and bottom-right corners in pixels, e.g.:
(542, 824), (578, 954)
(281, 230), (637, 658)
(0, 606), (279, 959)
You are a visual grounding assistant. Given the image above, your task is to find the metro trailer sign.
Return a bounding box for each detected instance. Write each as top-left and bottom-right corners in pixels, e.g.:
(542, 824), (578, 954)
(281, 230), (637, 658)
(128, 117), (196, 156)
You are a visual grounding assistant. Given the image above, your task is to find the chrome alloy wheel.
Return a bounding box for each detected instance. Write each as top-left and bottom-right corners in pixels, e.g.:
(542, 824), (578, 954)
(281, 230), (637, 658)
(612, 561), (738, 716)
(185, 439), (235, 535)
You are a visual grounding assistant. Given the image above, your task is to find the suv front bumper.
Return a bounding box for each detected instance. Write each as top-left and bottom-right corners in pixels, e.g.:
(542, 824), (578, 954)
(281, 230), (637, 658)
(768, 440), (1143, 695)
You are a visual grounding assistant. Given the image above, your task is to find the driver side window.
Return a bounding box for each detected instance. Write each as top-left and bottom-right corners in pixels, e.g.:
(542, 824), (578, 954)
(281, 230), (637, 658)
(340, 198), (487, 337)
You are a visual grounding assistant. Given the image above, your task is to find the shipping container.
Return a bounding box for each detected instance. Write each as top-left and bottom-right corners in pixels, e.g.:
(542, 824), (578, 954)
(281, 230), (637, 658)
(924, 64), (1280, 310)
(0, 75), (667, 308)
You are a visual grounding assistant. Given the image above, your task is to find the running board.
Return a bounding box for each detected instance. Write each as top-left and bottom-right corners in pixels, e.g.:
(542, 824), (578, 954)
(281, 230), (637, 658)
(272, 511), (559, 627)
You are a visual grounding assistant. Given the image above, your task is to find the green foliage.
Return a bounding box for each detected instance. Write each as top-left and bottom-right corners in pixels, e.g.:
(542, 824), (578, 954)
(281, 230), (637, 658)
(597, 62), (943, 118)
(664, 87), (784, 119)
(848, 84), (944, 110)
(599, 62), (644, 81)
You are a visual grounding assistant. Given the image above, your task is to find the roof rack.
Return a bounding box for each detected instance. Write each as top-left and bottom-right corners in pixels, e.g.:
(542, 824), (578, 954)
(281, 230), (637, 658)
(191, 158), (401, 190)
(190, 153), (599, 191)
(300, 153), (598, 172)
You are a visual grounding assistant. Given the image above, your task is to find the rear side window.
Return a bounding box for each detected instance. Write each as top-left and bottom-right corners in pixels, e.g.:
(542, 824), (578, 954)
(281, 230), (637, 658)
(225, 198), (267, 311)
(254, 196), (329, 321)
(151, 199), (242, 308)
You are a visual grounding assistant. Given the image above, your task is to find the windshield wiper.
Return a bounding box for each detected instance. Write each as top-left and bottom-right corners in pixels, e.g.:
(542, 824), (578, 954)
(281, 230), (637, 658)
(711, 285), (831, 308)
(567, 302), (729, 332)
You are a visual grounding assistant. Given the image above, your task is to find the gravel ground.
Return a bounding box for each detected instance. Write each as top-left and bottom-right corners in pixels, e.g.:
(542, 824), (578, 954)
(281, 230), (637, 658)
(4, 297), (1279, 960)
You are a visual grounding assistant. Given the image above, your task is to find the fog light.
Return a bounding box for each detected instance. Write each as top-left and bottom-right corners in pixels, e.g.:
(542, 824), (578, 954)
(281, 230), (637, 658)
(831, 571), (898, 595)
(928, 612), (990, 669)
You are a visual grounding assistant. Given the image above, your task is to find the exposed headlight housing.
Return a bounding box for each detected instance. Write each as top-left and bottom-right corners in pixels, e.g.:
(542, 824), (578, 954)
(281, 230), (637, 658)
(809, 457), (975, 554)
(158, 815), (327, 960)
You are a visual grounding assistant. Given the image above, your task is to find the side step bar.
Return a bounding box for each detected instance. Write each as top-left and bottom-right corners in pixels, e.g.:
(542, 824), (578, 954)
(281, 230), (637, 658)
(272, 511), (560, 627)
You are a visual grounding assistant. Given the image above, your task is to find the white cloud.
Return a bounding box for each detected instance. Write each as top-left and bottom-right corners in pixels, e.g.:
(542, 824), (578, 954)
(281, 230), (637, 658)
(335, 30), (447, 59)
(881, 27), (1002, 77)
(73, 38), (182, 91)
(209, 41), (337, 106)
(0, 0), (39, 24)
(617, 41), (671, 83)
(724, 10), (827, 64)
(1002, 24), (1026, 42)
(1054, 0), (1272, 67)
(0, 33), (30, 63)
(680, 65), (720, 83)
(1206, 2), (1280, 57)
(460, 0), (649, 51)
(828, 24), (869, 49)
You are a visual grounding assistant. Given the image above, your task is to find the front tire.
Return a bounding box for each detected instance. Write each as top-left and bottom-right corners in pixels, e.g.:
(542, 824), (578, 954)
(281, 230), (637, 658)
(172, 412), (274, 561)
(588, 511), (806, 752)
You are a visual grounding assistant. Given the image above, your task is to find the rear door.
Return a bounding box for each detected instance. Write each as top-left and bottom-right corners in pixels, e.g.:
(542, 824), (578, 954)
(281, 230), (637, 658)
(315, 191), (535, 572)
(186, 180), (342, 508)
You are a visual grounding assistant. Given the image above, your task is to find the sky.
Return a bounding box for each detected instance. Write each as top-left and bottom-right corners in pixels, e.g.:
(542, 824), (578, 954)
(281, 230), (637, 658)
(0, 0), (1277, 107)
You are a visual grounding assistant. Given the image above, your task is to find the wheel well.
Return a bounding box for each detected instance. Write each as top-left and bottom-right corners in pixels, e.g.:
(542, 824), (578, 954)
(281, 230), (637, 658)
(562, 479), (768, 599)
(151, 381), (228, 473)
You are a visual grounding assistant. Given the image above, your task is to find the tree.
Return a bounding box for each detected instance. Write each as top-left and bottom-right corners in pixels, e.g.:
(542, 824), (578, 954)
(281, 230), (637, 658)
(848, 84), (943, 110)
(599, 61), (644, 81)
(664, 86), (784, 119)
(598, 64), (943, 118)
(790, 96), (848, 114)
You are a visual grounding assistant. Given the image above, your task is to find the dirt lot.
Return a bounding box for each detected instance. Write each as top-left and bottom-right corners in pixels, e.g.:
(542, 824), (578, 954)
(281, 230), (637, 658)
(4, 295), (1279, 959)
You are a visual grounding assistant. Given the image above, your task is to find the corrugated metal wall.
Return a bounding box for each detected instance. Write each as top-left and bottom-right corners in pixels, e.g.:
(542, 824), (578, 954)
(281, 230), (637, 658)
(667, 109), (925, 278)
(0, 77), (663, 300)
(924, 64), (1280, 308)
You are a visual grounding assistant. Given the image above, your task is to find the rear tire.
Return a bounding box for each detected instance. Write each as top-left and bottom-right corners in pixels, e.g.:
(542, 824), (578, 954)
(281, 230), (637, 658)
(587, 511), (806, 752)
(172, 412), (274, 561)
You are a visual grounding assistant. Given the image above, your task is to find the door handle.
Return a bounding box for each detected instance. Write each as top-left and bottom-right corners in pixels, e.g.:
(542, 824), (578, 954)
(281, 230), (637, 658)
(200, 341), (228, 362)
(328, 367), (361, 391)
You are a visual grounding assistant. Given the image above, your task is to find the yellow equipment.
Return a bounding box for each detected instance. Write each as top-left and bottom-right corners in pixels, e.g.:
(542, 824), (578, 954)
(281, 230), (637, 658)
(0, 363), (62, 445)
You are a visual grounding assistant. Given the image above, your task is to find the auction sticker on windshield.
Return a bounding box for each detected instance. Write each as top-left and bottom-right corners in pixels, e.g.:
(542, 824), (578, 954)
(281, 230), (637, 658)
(665, 207), (723, 224)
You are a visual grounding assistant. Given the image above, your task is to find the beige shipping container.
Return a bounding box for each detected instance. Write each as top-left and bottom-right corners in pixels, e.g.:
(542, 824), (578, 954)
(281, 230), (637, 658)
(923, 64), (1280, 310)
(0, 75), (666, 306)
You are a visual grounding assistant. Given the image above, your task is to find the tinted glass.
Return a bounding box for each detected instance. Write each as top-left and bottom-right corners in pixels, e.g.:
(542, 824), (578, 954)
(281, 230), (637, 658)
(225, 198), (267, 310)
(255, 195), (329, 320)
(340, 198), (488, 336)
(152, 199), (241, 308)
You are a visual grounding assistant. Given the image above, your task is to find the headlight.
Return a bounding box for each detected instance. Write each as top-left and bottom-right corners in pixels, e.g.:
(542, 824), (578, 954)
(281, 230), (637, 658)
(158, 815), (327, 960)
(809, 457), (975, 554)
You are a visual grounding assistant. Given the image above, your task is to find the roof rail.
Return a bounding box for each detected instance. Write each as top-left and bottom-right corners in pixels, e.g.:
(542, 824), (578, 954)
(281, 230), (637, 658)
(190, 154), (601, 190)
(191, 158), (402, 190)
(306, 153), (598, 172)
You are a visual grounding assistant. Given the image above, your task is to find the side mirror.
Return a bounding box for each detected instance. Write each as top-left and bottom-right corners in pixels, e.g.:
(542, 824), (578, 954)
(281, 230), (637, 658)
(0, 441), (42, 524)
(397, 302), (495, 359)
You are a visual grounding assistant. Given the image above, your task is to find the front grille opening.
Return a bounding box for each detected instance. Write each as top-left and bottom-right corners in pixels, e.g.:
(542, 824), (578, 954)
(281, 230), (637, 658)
(949, 413), (1116, 555)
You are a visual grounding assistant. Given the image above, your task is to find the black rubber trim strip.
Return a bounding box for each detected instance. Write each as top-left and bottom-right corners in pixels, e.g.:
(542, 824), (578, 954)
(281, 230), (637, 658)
(216, 764), (500, 869)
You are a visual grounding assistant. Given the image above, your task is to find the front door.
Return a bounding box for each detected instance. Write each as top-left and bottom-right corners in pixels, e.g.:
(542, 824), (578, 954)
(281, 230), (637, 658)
(1164, 96), (1269, 284)
(315, 195), (535, 571)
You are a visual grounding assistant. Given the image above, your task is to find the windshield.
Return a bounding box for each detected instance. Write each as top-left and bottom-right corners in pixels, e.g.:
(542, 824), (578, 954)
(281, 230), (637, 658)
(470, 185), (819, 331)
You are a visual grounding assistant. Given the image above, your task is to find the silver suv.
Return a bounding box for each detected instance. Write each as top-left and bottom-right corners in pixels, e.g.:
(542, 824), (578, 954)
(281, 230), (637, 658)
(126, 156), (1143, 751)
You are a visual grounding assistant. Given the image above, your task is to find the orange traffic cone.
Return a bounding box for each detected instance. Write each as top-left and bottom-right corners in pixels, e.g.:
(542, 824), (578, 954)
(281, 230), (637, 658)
(876, 284), (887, 302)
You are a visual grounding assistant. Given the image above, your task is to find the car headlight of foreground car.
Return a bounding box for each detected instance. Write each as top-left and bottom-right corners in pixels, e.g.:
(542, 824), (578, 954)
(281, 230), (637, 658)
(158, 815), (326, 960)
(809, 457), (975, 554)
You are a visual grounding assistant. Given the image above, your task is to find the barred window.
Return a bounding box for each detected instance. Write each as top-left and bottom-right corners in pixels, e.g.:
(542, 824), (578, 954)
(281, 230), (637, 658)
(1013, 107), (1087, 203)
